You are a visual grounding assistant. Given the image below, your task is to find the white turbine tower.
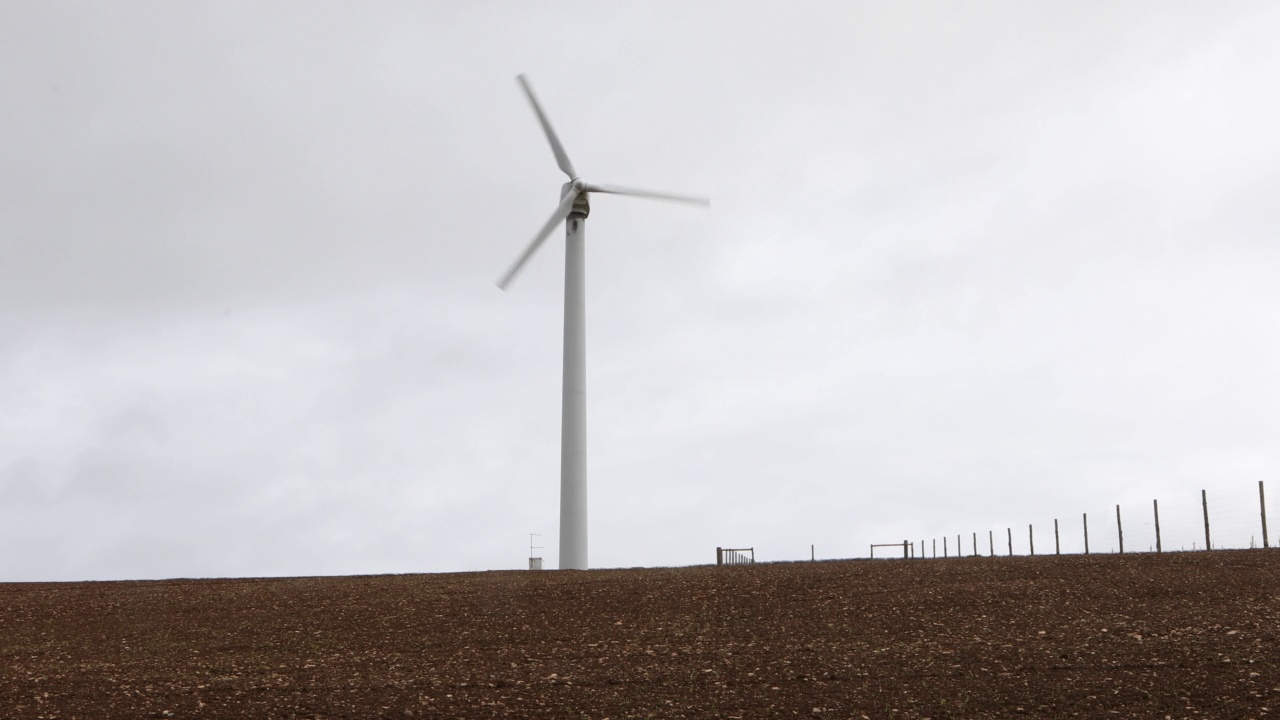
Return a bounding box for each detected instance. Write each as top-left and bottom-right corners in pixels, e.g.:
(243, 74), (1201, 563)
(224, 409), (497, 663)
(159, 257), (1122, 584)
(499, 74), (708, 570)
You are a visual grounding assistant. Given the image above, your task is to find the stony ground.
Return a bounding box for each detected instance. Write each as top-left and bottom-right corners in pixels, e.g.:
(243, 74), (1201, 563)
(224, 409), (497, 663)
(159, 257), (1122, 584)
(2, 550), (1279, 718)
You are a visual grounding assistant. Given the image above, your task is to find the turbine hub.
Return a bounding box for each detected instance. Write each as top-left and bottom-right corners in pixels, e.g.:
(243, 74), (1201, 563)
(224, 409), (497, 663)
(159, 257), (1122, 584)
(562, 179), (590, 219)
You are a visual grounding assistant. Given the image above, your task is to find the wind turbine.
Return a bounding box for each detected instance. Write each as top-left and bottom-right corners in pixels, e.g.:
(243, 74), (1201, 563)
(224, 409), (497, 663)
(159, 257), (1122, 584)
(498, 74), (708, 571)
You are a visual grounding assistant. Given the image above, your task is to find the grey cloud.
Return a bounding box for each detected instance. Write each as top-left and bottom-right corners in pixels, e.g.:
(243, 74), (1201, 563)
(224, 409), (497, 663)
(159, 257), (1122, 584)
(3, 2), (1280, 579)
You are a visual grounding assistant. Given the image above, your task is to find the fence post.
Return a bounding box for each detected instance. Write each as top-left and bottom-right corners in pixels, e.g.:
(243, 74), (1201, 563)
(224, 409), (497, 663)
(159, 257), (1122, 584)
(1029, 524), (1035, 556)
(1054, 519), (1060, 555)
(921, 539), (925, 559)
(811, 544), (815, 561)
(972, 532), (977, 557)
(988, 529), (993, 557)
(1007, 527), (1012, 556)
(717, 547), (723, 566)
(933, 538), (936, 558)
(943, 536), (948, 558)
(1261, 481), (1270, 550)
(1083, 513), (1089, 555)
(1116, 504), (1124, 554)
(1154, 499), (1162, 553)
(1203, 489), (1211, 550)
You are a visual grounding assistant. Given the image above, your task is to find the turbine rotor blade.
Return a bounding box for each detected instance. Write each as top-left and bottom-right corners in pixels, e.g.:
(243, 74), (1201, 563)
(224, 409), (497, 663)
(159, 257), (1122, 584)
(497, 187), (581, 290)
(581, 182), (709, 207)
(517, 74), (577, 179)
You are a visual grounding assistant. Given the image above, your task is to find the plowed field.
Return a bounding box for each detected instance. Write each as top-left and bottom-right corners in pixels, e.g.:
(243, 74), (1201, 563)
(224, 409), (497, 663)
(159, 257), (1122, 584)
(3, 550), (1279, 718)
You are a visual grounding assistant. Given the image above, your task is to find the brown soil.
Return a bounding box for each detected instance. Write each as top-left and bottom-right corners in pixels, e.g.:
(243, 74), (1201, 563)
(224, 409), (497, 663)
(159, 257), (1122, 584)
(2, 550), (1279, 718)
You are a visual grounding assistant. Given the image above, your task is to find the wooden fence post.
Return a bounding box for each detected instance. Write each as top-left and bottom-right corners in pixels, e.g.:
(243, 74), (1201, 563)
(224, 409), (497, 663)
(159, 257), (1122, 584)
(1007, 527), (1012, 556)
(1029, 524), (1035, 556)
(972, 532), (977, 557)
(1203, 489), (1212, 550)
(957, 534), (961, 558)
(933, 538), (936, 558)
(1260, 481), (1270, 550)
(988, 529), (993, 557)
(1054, 519), (1060, 555)
(1083, 513), (1089, 555)
(943, 536), (948, 558)
(1116, 504), (1124, 554)
(902, 540), (908, 559)
(1154, 499), (1162, 553)
(717, 547), (723, 566)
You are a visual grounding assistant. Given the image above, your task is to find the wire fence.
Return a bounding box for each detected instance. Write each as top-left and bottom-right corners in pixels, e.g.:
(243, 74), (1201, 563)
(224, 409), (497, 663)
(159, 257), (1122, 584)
(716, 547), (755, 565)
(910, 481), (1274, 559)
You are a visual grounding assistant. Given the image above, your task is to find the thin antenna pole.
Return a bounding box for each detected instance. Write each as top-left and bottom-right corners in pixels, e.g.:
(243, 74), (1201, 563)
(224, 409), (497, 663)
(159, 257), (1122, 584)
(529, 533), (544, 571)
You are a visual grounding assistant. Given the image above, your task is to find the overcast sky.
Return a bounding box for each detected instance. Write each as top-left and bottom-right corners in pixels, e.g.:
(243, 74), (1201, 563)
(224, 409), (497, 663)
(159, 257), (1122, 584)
(3, 2), (1280, 581)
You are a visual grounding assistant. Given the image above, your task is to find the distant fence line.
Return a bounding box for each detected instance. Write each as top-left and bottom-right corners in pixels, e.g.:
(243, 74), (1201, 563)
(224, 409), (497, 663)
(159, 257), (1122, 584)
(716, 547), (754, 565)
(717, 484), (1272, 566)
(888, 482), (1275, 560)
